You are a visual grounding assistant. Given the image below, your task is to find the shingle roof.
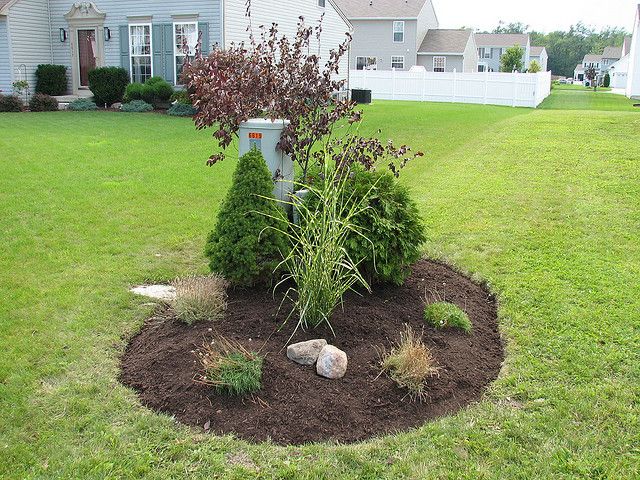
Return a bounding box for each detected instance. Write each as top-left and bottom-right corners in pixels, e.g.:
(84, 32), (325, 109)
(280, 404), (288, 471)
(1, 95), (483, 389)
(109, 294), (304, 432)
(583, 54), (602, 63)
(530, 46), (546, 56)
(418, 29), (472, 54)
(0, 0), (12, 11)
(575, 64), (584, 72)
(333, 0), (429, 18)
(475, 33), (529, 47)
(602, 46), (622, 59)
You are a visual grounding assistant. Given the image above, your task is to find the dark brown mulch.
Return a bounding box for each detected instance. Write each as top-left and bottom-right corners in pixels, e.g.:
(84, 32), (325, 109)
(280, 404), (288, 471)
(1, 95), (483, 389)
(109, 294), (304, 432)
(119, 260), (504, 445)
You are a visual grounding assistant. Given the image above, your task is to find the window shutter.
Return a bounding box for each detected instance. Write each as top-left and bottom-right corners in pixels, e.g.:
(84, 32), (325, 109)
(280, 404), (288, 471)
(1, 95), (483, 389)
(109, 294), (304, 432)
(152, 24), (164, 81)
(119, 26), (130, 74)
(163, 24), (175, 84)
(199, 22), (210, 55)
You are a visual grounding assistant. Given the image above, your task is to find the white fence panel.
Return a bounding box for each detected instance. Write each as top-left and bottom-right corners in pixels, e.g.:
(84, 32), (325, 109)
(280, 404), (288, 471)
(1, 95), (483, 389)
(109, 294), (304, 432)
(350, 70), (552, 108)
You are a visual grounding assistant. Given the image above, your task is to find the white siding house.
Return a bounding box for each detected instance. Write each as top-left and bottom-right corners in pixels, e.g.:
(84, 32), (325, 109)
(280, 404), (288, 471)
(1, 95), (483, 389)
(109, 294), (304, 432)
(223, 0), (351, 81)
(627, 4), (640, 99)
(475, 33), (530, 72)
(529, 46), (548, 72)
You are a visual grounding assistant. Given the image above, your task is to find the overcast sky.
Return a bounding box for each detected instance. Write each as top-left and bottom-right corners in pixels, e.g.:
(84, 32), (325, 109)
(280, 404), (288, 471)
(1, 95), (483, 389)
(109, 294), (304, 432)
(433, 0), (638, 33)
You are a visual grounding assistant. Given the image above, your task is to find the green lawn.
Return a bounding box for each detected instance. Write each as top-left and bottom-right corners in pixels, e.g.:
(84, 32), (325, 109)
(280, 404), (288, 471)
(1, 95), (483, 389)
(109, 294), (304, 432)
(541, 86), (637, 110)
(1, 91), (639, 478)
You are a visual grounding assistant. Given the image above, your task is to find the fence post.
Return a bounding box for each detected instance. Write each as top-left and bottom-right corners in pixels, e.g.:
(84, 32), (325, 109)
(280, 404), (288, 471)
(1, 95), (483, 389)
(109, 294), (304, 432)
(422, 69), (426, 102)
(392, 67), (396, 100)
(453, 69), (457, 102)
(512, 71), (517, 107)
(484, 70), (489, 104)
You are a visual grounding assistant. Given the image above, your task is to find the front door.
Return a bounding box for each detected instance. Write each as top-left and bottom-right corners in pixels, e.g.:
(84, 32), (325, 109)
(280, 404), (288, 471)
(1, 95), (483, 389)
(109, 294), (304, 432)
(77, 29), (97, 87)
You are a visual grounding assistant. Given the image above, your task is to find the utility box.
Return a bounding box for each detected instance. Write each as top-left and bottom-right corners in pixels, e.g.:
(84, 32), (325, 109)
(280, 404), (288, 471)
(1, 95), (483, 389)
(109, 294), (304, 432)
(238, 118), (294, 205)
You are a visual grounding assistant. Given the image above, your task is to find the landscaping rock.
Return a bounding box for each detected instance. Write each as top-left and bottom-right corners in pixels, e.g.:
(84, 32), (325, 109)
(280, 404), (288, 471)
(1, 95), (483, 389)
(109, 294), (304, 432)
(316, 345), (348, 379)
(130, 284), (176, 301)
(286, 339), (327, 366)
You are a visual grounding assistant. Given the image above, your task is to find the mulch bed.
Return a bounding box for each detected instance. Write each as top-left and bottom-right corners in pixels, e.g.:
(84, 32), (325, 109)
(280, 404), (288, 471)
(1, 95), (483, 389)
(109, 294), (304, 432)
(119, 260), (504, 445)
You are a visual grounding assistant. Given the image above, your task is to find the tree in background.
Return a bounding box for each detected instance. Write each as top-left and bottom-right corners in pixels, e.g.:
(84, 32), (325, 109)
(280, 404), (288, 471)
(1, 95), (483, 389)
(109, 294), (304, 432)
(500, 45), (525, 72)
(488, 21), (628, 77)
(492, 21), (529, 34)
(585, 65), (598, 91)
(528, 60), (542, 73)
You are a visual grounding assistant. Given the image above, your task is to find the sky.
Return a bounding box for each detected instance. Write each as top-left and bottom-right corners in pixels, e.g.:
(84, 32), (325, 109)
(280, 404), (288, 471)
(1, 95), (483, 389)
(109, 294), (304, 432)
(433, 0), (638, 33)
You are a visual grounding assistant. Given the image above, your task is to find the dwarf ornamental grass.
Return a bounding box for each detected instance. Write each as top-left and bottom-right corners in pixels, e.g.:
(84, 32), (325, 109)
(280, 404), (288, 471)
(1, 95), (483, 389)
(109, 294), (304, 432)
(195, 337), (263, 396)
(171, 274), (228, 325)
(380, 324), (439, 401)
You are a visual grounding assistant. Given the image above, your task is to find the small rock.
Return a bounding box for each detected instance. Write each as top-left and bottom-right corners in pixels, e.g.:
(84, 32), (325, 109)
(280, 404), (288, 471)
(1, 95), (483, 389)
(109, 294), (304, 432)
(316, 345), (348, 379)
(130, 284), (176, 301)
(287, 339), (327, 366)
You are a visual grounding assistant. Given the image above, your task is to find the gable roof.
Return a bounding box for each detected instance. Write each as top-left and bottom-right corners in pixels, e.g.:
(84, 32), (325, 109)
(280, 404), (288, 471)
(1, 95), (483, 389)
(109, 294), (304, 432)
(333, 0), (429, 19)
(530, 46), (546, 56)
(583, 54), (602, 63)
(418, 29), (472, 54)
(602, 46), (622, 59)
(575, 63), (584, 72)
(0, 0), (14, 14)
(475, 33), (529, 47)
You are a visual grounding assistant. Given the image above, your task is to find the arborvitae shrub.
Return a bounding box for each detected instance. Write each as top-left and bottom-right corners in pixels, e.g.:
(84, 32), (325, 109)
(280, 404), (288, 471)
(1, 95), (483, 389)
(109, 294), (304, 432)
(29, 93), (59, 112)
(603, 73), (611, 88)
(35, 64), (67, 95)
(88, 67), (129, 107)
(205, 148), (288, 286)
(306, 167), (426, 285)
(0, 95), (23, 112)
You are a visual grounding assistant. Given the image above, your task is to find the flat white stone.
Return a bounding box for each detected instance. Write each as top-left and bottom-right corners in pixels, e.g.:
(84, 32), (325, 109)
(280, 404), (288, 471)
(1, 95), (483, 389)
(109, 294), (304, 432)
(287, 339), (327, 366)
(130, 284), (176, 301)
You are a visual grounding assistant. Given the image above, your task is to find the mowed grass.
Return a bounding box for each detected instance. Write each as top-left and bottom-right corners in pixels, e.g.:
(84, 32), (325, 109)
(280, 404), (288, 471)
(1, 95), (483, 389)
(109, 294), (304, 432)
(540, 85), (637, 110)
(1, 91), (640, 478)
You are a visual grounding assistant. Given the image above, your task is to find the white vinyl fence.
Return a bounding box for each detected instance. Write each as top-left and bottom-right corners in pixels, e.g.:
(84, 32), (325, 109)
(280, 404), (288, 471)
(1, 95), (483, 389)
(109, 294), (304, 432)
(350, 69), (552, 108)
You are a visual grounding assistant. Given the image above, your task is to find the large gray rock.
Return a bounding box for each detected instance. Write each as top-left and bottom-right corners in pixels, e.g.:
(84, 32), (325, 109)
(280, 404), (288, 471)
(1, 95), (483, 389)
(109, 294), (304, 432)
(287, 339), (327, 366)
(316, 345), (348, 379)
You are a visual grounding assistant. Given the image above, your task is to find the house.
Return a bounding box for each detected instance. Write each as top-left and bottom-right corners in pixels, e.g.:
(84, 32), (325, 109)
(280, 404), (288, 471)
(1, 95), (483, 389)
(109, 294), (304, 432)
(416, 29), (478, 72)
(578, 54), (603, 85)
(0, 0), (351, 96)
(333, 0), (439, 71)
(609, 55), (629, 88)
(529, 46), (548, 71)
(627, 4), (640, 98)
(475, 33), (530, 72)
(574, 63), (585, 82)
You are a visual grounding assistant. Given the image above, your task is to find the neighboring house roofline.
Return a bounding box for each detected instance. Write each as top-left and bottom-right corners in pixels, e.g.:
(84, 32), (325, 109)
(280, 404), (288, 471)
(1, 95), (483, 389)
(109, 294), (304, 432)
(0, 0), (19, 16)
(417, 52), (463, 56)
(327, 0), (353, 30)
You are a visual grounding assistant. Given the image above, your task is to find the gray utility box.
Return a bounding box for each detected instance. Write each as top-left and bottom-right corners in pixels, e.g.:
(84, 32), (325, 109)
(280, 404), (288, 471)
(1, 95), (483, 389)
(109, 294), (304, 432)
(238, 118), (294, 206)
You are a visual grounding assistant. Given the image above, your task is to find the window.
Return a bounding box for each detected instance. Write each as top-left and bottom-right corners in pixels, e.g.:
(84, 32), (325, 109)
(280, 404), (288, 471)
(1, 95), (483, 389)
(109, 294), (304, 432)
(478, 47), (491, 59)
(433, 56), (446, 72)
(129, 24), (152, 83)
(393, 21), (404, 43)
(318, 0), (325, 6)
(391, 56), (404, 69)
(174, 22), (198, 85)
(478, 63), (486, 72)
(356, 56), (377, 70)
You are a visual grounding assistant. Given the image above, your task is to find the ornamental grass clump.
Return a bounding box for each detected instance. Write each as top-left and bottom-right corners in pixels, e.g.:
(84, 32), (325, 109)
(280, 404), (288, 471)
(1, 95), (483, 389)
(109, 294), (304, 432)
(423, 302), (472, 333)
(271, 164), (372, 333)
(195, 337), (263, 396)
(380, 324), (439, 401)
(171, 274), (228, 325)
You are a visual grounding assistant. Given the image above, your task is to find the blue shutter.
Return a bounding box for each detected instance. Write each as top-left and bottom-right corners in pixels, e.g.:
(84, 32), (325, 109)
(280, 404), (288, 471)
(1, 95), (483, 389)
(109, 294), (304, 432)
(199, 22), (210, 56)
(119, 26), (130, 75)
(163, 24), (175, 84)
(152, 24), (164, 81)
